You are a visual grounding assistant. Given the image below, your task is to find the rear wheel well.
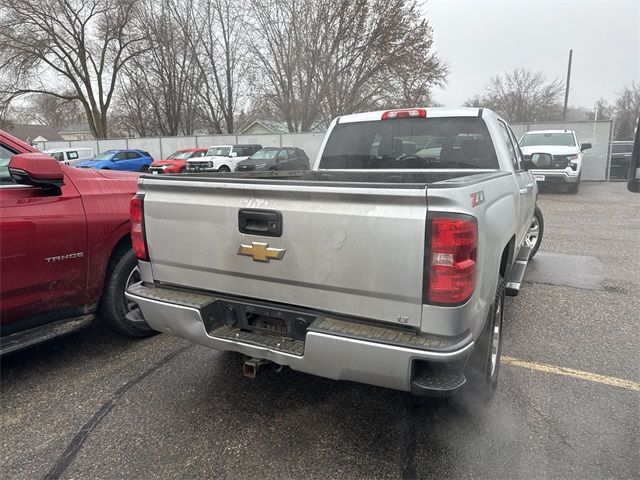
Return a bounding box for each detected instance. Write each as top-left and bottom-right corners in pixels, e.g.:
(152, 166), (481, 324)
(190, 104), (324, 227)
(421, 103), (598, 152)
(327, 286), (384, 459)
(105, 234), (132, 278)
(499, 236), (516, 279)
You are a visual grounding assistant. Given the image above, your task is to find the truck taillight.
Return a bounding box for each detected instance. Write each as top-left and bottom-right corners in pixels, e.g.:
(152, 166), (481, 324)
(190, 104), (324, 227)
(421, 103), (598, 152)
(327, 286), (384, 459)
(427, 216), (477, 304)
(130, 194), (148, 261)
(381, 108), (427, 120)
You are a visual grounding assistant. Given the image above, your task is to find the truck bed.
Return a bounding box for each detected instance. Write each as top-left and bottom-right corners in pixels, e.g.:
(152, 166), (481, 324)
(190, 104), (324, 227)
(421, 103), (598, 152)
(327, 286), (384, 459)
(138, 168), (506, 331)
(151, 169), (503, 187)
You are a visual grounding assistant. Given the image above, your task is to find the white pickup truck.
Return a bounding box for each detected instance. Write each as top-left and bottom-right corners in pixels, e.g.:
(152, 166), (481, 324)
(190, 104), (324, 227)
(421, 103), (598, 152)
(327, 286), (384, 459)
(126, 107), (544, 399)
(519, 129), (592, 193)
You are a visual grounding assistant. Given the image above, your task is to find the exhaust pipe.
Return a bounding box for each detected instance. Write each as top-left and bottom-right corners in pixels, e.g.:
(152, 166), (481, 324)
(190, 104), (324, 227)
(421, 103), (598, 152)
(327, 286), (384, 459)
(243, 357), (273, 379)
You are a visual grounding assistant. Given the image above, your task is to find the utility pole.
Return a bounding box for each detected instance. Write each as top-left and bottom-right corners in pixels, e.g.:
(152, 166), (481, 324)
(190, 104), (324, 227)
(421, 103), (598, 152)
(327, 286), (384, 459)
(562, 49), (573, 121)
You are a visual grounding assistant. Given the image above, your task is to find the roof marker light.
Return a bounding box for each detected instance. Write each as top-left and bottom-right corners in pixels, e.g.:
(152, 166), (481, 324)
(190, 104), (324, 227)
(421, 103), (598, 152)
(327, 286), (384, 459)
(381, 109), (427, 120)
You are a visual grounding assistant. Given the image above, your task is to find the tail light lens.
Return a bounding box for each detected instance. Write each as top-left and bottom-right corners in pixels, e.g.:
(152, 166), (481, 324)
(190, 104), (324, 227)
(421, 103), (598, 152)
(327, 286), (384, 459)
(427, 216), (477, 304)
(130, 194), (148, 261)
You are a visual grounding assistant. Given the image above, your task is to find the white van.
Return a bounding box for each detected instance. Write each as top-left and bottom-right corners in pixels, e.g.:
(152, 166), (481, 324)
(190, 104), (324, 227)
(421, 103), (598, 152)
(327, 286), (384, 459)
(43, 147), (94, 166)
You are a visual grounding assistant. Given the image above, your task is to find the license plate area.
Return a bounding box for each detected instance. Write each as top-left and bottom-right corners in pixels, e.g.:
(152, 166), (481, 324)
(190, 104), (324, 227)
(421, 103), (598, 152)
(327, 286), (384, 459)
(247, 312), (287, 335)
(202, 300), (315, 342)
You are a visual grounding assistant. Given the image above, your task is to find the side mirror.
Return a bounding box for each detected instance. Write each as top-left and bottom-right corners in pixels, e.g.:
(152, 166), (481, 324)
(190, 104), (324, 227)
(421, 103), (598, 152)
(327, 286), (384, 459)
(530, 152), (552, 168)
(628, 118), (640, 193)
(9, 153), (64, 188)
(580, 142), (592, 151)
(229, 152), (237, 158)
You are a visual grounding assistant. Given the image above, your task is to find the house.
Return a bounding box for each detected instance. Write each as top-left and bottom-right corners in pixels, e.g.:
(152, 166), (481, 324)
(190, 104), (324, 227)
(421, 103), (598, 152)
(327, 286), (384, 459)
(241, 120), (325, 135)
(4, 124), (65, 143)
(59, 122), (94, 141)
(241, 120), (291, 135)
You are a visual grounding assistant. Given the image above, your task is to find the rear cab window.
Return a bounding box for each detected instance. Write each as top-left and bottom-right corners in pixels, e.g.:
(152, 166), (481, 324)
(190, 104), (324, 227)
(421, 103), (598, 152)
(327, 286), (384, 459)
(520, 132), (576, 147)
(496, 121), (520, 171)
(319, 117), (498, 169)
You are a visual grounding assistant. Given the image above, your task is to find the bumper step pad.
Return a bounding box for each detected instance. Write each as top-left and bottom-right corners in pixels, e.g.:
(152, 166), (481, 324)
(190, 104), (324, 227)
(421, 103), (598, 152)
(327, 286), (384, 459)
(210, 325), (305, 356)
(411, 368), (466, 396)
(310, 317), (468, 352)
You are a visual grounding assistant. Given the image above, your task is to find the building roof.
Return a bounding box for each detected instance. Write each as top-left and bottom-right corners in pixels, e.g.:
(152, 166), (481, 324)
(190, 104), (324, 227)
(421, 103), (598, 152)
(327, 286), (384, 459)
(4, 123), (65, 142)
(59, 121), (92, 133)
(242, 120), (291, 134)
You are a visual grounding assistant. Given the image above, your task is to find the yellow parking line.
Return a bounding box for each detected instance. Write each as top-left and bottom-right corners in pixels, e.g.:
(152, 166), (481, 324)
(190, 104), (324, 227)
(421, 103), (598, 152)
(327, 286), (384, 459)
(501, 356), (640, 392)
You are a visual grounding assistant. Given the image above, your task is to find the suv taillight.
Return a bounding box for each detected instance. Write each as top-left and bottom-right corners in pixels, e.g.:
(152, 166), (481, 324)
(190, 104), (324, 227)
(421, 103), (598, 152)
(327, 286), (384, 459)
(427, 216), (477, 304)
(130, 194), (148, 261)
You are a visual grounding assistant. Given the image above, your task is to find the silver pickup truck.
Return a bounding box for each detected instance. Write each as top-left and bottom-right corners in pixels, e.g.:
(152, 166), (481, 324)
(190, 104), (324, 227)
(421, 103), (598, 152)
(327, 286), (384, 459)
(126, 107), (544, 398)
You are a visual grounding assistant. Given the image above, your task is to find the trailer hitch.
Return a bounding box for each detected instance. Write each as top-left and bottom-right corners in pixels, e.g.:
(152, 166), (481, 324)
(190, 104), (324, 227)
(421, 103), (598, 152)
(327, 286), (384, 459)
(243, 357), (273, 379)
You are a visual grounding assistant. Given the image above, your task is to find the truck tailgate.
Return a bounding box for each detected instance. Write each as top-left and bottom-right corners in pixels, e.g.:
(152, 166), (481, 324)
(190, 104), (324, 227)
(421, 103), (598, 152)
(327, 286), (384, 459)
(142, 179), (428, 328)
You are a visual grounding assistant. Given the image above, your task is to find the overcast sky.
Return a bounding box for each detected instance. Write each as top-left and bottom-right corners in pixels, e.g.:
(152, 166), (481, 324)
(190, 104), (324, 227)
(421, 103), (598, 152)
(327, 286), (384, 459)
(425, 0), (639, 108)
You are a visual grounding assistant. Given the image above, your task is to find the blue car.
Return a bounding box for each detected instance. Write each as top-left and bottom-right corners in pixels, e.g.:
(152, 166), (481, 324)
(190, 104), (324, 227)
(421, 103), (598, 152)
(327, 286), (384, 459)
(76, 149), (154, 172)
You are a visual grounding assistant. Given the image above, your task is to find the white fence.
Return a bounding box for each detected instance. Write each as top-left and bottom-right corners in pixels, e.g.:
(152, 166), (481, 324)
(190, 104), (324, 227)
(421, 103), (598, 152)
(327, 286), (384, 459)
(35, 132), (327, 167)
(35, 120), (614, 180)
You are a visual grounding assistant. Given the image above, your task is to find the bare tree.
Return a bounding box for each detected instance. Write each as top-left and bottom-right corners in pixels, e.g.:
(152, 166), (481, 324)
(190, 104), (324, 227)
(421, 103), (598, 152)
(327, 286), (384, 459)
(249, 0), (447, 132)
(613, 82), (640, 140)
(116, 0), (201, 136)
(322, 0), (447, 118)
(591, 98), (615, 121)
(192, 0), (249, 134)
(248, 0), (327, 132)
(22, 94), (84, 130)
(110, 81), (157, 137)
(0, 0), (144, 138)
(465, 68), (564, 122)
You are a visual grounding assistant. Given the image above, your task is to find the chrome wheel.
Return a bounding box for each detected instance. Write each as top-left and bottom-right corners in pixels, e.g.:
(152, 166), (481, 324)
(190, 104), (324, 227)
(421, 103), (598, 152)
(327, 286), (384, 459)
(489, 296), (503, 379)
(124, 266), (141, 315)
(525, 216), (540, 250)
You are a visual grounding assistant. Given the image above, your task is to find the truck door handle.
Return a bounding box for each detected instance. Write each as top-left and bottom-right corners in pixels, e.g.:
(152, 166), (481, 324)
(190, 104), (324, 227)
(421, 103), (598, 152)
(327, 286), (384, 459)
(238, 209), (282, 237)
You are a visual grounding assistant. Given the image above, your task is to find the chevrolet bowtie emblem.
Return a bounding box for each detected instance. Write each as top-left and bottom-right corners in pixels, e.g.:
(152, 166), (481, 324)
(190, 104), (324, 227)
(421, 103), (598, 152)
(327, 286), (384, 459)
(237, 242), (286, 262)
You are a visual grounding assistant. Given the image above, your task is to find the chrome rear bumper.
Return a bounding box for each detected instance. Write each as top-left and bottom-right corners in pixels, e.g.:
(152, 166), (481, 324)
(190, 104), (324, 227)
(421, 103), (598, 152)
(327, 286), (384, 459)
(126, 283), (474, 393)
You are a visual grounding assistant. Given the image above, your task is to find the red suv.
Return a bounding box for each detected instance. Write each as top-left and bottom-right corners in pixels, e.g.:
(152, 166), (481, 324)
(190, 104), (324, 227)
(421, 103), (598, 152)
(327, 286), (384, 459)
(148, 148), (208, 174)
(0, 130), (155, 355)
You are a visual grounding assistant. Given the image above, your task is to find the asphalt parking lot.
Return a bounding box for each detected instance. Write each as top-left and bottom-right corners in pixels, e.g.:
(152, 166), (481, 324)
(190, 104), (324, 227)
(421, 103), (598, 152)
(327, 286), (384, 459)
(1, 182), (639, 479)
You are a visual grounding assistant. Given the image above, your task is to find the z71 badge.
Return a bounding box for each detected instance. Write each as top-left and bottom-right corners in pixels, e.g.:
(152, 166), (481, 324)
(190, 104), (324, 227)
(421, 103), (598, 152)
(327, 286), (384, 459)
(470, 191), (485, 207)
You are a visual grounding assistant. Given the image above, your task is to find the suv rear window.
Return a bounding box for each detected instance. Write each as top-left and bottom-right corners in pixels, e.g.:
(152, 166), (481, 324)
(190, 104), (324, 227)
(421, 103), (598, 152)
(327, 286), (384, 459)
(319, 117), (498, 169)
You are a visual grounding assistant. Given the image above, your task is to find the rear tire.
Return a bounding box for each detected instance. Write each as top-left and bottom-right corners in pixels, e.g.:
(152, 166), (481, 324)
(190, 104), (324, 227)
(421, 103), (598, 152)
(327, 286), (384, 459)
(140, 165), (149, 173)
(526, 205), (544, 259)
(462, 276), (505, 401)
(98, 248), (156, 338)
